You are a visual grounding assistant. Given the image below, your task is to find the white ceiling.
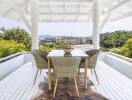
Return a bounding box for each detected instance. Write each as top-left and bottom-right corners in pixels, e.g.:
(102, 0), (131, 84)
(0, 0), (132, 23)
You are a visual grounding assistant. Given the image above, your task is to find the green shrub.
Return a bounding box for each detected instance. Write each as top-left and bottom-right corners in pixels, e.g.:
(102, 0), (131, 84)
(0, 40), (26, 58)
(111, 38), (132, 58)
(0, 27), (31, 51)
(111, 48), (121, 54)
(39, 45), (55, 52)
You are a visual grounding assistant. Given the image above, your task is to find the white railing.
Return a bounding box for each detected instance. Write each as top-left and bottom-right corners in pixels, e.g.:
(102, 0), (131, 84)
(1, 51), (132, 81)
(99, 53), (132, 80)
(0, 52), (33, 81)
(102, 52), (132, 64)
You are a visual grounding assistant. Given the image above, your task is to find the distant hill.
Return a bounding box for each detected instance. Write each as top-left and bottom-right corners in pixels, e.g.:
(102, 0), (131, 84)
(39, 35), (90, 41)
(39, 35), (54, 40)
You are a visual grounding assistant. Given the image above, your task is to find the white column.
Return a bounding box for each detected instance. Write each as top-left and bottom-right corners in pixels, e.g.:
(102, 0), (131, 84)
(31, 0), (39, 50)
(92, 0), (100, 49)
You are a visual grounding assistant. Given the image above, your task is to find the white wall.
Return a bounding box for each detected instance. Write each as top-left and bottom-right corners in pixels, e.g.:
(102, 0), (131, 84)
(99, 54), (132, 80)
(0, 55), (24, 80)
(0, 53), (35, 81)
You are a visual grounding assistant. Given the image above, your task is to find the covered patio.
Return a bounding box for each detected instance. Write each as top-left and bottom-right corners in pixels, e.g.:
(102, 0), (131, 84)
(1, 0), (132, 50)
(0, 0), (132, 100)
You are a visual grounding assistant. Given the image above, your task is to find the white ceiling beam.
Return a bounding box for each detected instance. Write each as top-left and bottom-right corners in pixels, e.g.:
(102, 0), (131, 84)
(0, 0), (29, 15)
(126, 3), (132, 9)
(103, 0), (131, 14)
(121, 11), (132, 18)
(39, 4), (92, 9)
(0, 8), (11, 15)
(100, 13), (112, 31)
(112, 10), (132, 21)
(63, 3), (66, 22)
(0, 0), (12, 14)
(26, 18), (89, 22)
(75, 3), (81, 22)
(1, 0), (31, 32)
(26, 12), (90, 15)
(40, 12), (89, 15)
(39, 0), (92, 2)
(39, 19), (89, 23)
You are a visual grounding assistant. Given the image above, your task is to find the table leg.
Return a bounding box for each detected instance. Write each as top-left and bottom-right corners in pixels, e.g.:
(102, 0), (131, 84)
(78, 67), (80, 80)
(48, 58), (51, 90)
(85, 58), (88, 89)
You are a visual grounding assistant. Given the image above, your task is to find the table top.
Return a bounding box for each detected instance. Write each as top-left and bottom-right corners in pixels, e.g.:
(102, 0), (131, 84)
(47, 49), (88, 58)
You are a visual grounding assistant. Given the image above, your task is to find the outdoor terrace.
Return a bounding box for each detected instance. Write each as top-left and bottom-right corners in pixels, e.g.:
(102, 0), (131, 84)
(1, 0), (132, 99)
(0, 52), (132, 100)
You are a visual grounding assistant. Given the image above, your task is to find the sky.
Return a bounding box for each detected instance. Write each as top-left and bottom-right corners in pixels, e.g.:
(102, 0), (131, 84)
(0, 16), (132, 37)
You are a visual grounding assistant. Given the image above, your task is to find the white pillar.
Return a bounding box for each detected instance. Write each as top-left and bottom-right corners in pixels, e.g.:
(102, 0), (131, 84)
(31, 0), (39, 50)
(92, 0), (100, 49)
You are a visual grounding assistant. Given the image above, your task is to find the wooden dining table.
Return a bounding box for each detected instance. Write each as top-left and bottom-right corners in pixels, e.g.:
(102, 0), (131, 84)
(47, 49), (89, 90)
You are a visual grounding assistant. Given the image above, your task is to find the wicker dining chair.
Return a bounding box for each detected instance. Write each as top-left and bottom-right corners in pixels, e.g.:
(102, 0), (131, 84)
(51, 57), (81, 98)
(79, 49), (100, 84)
(86, 49), (100, 84)
(31, 50), (48, 85)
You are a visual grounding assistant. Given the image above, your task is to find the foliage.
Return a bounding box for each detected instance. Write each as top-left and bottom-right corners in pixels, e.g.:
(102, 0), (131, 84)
(86, 39), (92, 44)
(39, 41), (68, 52)
(0, 27), (132, 59)
(111, 38), (132, 58)
(100, 30), (132, 49)
(86, 30), (132, 51)
(0, 27), (31, 51)
(0, 33), (3, 38)
(0, 39), (26, 58)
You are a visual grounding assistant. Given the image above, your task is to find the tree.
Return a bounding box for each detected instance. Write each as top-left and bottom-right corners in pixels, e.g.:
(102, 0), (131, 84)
(0, 27), (31, 51)
(100, 30), (132, 50)
(86, 38), (92, 44)
(111, 38), (132, 58)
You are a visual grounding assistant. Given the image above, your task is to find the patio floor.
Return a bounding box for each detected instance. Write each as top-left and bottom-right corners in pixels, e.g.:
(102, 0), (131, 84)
(0, 61), (132, 100)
